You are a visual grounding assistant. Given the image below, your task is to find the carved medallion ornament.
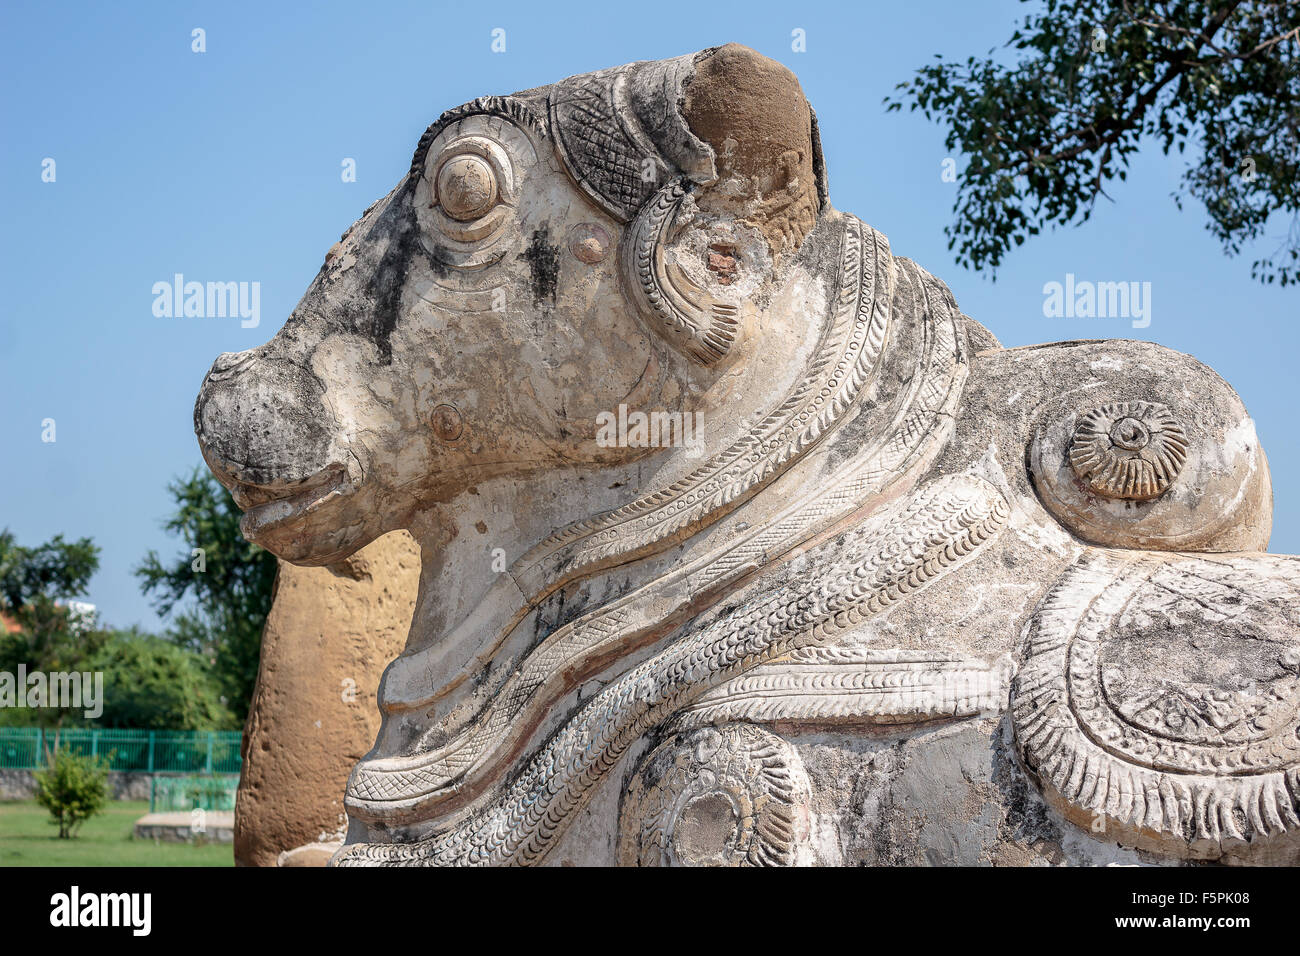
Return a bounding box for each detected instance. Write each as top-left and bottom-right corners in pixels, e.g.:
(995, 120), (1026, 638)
(619, 724), (813, 866)
(1027, 377), (1269, 553)
(1068, 402), (1188, 501)
(1013, 550), (1300, 860)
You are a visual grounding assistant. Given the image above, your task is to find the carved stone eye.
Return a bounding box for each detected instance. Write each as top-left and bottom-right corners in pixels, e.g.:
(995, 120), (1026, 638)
(415, 122), (530, 270)
(436, 154), (498, 221)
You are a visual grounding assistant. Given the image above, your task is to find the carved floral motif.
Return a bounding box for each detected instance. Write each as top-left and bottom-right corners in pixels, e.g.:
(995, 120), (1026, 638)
(1068, 401), (1188, 501)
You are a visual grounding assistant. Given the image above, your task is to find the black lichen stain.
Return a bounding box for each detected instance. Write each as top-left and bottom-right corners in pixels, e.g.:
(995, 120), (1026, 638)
(518, 226), (561, 308)
(352, 184), (448, 366)
(362, 243), (409, 365)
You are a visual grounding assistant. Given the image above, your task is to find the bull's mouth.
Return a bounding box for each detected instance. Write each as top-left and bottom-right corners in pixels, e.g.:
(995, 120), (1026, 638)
(233, 465), (351, 541)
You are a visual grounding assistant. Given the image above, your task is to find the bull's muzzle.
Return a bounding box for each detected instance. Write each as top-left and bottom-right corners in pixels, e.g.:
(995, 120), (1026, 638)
(194, 347), (341, 518)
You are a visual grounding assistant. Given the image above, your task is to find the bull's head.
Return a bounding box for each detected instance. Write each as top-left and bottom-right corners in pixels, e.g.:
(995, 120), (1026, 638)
(194, 44), (821, 566)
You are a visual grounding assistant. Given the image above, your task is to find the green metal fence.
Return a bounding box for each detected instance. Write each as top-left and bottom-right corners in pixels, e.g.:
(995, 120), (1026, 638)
(0, 728), (242, 774)
(149, 773), (240, 813)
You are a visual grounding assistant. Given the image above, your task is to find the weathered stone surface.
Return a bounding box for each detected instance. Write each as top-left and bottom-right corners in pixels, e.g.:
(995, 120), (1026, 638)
(234, 531), (418, 867)
(276, 842), (343, 867)
(683, 43), (820, 257)
(1013, 550), (1300, 863)
(195, 45), (1299, 866)
(134, 811), (234, 845)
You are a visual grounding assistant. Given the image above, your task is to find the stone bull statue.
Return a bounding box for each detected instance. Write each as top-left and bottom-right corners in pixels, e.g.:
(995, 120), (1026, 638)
(195, 45), (1299, 866)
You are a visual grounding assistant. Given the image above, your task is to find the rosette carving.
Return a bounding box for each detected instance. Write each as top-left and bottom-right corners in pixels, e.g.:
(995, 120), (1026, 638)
(1068, 401), (1188, 501)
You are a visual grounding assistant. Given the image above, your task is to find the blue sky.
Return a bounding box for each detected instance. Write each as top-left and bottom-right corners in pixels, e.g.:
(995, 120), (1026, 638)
(1, 0), (1295, 629)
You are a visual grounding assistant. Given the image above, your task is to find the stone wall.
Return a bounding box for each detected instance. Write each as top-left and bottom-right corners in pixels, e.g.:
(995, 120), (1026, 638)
(0, 769), (152, 801)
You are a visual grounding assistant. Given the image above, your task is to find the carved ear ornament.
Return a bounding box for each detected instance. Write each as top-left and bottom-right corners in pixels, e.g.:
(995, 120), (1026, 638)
(621, 178), (741, 367)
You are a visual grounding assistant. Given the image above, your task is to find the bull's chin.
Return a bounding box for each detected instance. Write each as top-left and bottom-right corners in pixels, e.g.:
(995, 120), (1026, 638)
(245, 517), (375, 567)
(255, 531), (371, 567)
(238, 471), (371, 565)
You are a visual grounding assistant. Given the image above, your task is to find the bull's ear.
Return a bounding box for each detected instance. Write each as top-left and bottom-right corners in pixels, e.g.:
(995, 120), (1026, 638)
(619, 45), (825, 368)
(619, 178), (742, 366)
(550, 44), (825, 368)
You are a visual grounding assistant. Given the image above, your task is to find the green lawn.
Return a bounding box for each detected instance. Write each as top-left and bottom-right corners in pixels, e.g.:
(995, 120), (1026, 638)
(0, 800), (233, 866)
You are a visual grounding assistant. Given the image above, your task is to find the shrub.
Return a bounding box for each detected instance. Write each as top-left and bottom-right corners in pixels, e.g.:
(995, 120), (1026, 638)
(33, 745), (110, 838)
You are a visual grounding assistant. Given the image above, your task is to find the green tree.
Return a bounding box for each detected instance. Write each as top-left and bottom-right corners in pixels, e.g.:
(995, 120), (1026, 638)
(135, 469), (277, 723)
(0, 530), (106, 740)
(34, 745), (110, 838)
(886, 0), (1300, 283)
(88, 628), (235, 730)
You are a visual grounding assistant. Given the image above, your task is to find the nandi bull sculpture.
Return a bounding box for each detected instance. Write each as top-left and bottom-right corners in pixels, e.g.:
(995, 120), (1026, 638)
(195, 45), (1299, 866)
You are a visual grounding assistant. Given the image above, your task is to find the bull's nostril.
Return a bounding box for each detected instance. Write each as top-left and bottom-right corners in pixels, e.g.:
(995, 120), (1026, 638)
(196, 355), (334, 487)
